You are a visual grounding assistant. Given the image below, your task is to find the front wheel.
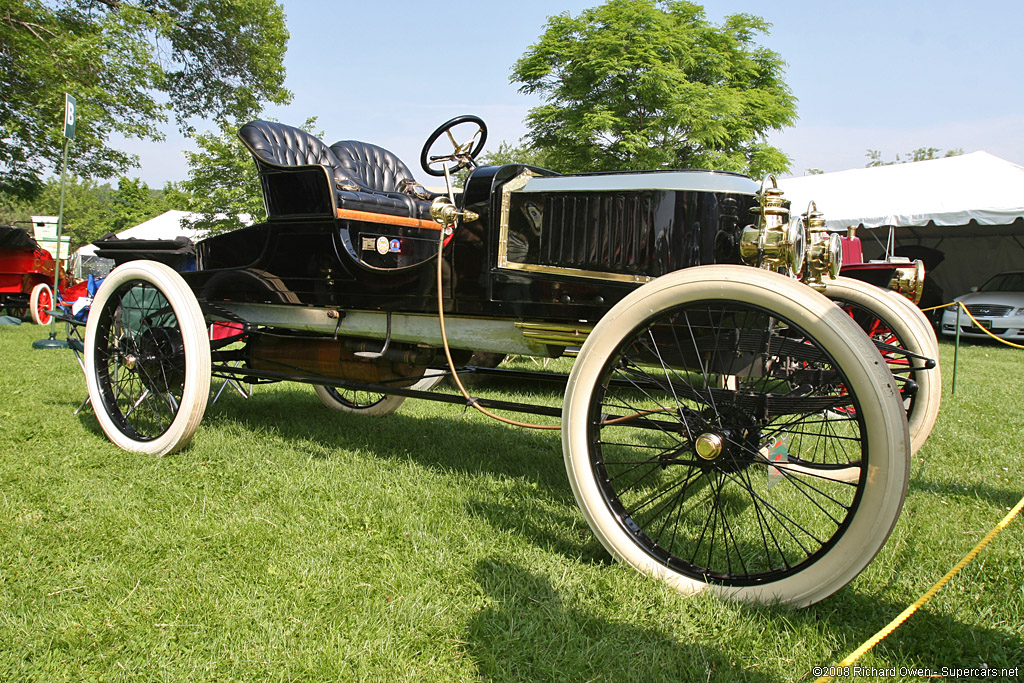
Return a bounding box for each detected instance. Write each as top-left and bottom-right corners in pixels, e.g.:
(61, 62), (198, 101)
(824, 276), (940, 455)
(84, 261), (210, 455)
(562, 265), (909, 606)
(29, 283), (53, 325)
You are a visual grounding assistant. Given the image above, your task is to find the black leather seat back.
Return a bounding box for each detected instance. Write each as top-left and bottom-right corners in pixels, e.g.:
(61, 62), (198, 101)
(330, 141), (417, 194)
(238, 120), (431, 221)
(239, 120), (340, 170)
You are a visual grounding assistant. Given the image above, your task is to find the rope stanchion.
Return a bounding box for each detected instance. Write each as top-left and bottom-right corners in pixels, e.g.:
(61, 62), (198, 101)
(813, 494), (1024, 683)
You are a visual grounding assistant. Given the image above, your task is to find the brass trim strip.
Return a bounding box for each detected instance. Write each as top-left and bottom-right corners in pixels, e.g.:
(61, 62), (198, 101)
(336, 208), (441, 231)
(515, 322), (595, 332)
(501, 260), (656, 284)
(497, 169), (535, 271)
(514, 321), (593, 346)
(497, 170), (655, 284)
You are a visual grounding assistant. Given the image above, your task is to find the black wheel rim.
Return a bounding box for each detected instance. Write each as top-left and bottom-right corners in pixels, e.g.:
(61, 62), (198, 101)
(588, 300), (869, 586)
(323, 386), (388, 410)
(94, 280), (185, 442)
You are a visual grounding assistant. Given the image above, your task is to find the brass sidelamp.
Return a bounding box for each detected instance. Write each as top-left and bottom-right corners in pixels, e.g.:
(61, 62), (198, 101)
(739, 175), (806, 277)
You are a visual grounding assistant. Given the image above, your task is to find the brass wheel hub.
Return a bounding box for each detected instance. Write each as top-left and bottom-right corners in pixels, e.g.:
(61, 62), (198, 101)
(695, 433), (724, 461)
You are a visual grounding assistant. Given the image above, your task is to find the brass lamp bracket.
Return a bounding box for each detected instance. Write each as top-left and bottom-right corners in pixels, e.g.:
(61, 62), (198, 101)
(430, 195), (479, 234)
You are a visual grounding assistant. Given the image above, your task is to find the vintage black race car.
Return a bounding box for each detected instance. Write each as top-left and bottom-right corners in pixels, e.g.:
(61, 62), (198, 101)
(81, 115), (940, 606)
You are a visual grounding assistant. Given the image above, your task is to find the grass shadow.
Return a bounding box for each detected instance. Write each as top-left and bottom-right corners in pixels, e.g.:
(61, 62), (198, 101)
(465, 558), (777, 683)
(196, 382), (574, 493)
(791, 585), (1024, 671)
(908, 477), (1022, 510)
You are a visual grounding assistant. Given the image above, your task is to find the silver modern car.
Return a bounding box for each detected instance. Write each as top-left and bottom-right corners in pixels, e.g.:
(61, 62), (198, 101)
(941, 270), (1024, 340)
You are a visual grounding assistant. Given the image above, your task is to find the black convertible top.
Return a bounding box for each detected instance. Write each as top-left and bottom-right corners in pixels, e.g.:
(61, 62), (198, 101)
(0, 225), (40, 251)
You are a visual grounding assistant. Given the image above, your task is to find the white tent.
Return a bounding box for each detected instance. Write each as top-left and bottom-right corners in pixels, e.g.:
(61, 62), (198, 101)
(70, 210), (255, 279)
(778, 152), (1024, 299)
(116, 209), (209, 241)
(70, 211), (210, 279)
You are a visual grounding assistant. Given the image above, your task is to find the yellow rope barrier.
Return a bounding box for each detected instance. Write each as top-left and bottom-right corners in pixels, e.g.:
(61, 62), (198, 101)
(922, 301), (1024, 349)
(813, 494), (1024, 682)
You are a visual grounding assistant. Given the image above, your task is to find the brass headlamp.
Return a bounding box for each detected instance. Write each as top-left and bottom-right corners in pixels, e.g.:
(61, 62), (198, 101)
(889, 260), (926, 303)
(801, 201), (843, 291)
(740, 175), (806, 277)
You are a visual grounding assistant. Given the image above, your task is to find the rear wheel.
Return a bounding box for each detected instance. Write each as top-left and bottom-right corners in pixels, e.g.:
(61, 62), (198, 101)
(84, 261), (210, 455)
(562, 265), (909, 606)
(29, 283), (52, 325)
(824, 276), (940, 454)
(314, 371), (443, 416)
(314, 385), (406, 416)
(4, 301), (28, 320)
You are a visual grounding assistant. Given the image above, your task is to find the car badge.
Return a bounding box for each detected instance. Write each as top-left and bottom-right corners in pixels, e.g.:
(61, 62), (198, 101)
(375, 236), (390, 255)
(389, 239), (401, 253)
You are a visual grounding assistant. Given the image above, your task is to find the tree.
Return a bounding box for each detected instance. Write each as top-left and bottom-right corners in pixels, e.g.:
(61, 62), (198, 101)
(865, 147), (964, 167)
(511, 0), (796, 177)
(110, 176), (157, 233)
(479, 140), (554, 169)
(0, 0), (290, 199)
(178, 117), (321, 234)
(0, 175), (175, 248)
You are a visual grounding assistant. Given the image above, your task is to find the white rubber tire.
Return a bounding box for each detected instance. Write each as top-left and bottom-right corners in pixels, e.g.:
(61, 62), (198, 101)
(84, 261), (210, 455)
(824, 276), (941, 454)
(562, 265), (909, 607)
(29, 283), (53, 325)
(314, 365), (445, 416)
(882, 288), (939, 359)
(314, 385), (407, 416)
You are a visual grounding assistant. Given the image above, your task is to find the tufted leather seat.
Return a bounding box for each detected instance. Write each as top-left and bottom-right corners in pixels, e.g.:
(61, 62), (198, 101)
(239, 120), (432, 220)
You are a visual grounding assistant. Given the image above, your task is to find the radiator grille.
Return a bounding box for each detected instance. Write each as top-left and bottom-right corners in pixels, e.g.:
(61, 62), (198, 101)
(534, 193), (660, 276)
(965, 304), (1013, 317)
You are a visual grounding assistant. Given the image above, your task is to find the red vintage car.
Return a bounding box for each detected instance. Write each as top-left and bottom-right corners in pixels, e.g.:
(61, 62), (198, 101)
(0, 225), (65, 324)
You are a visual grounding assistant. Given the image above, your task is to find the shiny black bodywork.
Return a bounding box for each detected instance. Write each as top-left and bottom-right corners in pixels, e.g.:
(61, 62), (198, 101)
(185, 164), (760, 324)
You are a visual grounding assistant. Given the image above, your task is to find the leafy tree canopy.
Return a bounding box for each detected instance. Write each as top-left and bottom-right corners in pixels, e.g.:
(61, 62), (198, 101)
(0, 175), (178, 248)
(0, 0), (291, 199)
(511, 0), (796, 177)
(177, 117), (321, 235)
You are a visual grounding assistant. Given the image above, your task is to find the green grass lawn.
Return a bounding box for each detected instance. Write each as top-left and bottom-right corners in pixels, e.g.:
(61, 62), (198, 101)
(1, 322), (1021, 682)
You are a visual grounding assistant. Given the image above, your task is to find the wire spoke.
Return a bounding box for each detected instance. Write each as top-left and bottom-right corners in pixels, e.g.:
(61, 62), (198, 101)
(588, 298), (866, 583)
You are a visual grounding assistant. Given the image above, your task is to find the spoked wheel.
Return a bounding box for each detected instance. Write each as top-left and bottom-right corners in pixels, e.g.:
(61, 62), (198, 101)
(84, 261), (210, 455)
(562, 265), (909, 606)
(314, 371), (444, 416)
(824, 276), (940, 454)
(314, 385), (407, 416)
(4, 302), (28, 320)
(29, 283), (53, 325)
(882, 287), (939, 358)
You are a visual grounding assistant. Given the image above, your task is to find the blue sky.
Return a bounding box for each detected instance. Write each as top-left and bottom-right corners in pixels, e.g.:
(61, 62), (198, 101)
(120, 0), (1024, 185)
